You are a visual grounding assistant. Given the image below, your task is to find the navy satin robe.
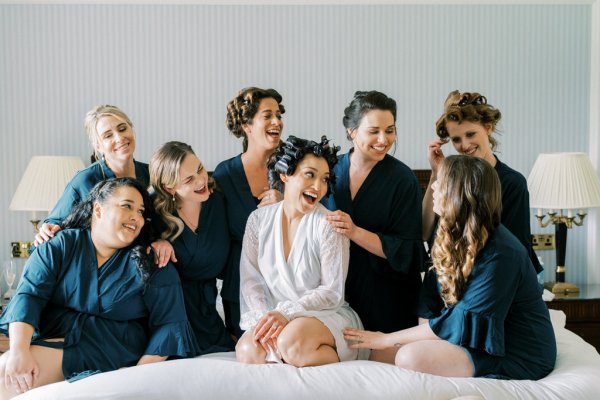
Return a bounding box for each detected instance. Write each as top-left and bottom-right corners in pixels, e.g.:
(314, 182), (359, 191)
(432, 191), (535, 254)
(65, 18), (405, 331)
(322, 152), (424, 333)
(171, 193), (234, 353)
(0, 229), (198, 379)
(213, 154), (259, 336)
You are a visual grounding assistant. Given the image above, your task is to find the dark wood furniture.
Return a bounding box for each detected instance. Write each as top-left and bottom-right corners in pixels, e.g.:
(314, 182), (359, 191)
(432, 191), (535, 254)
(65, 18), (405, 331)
(545, 284), (600, 353)
(413, 169), (432, 197)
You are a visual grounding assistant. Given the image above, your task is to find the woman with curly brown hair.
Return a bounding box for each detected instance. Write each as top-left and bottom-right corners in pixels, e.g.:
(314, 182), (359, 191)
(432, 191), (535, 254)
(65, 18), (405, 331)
(344, 155), (556, 380)
(213, 87), (286, 339)
(422, 90), (541, 273)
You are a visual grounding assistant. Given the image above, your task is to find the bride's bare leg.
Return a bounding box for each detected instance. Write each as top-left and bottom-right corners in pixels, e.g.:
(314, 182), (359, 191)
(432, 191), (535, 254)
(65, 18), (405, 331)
(0, 345), (64, 400)
(277, 317), (338, 367)
(235, 331), (267, 364)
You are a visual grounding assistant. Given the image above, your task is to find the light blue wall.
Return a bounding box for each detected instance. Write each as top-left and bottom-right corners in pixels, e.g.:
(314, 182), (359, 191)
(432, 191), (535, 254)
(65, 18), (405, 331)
(0, 4), (593, 283)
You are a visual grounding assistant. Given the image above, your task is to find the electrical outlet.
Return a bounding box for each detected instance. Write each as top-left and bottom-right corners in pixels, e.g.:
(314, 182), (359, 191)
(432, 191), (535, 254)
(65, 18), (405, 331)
(532, 234), (555, 250)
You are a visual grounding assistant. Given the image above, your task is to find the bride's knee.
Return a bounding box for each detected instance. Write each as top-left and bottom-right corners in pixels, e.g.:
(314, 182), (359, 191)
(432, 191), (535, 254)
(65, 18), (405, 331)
(278, 330), (315, 367)
(235, 335), (265, 364)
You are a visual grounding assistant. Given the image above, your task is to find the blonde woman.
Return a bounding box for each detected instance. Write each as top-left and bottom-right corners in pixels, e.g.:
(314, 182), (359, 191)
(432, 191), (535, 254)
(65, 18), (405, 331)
(36, 105), (146, 243)
(150, 141), (234, 353)
(35, 105), (174, 267)
(345, 156), (556, 380)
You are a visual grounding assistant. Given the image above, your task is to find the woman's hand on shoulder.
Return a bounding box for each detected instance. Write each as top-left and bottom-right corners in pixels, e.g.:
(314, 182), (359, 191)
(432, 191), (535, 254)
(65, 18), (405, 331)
(34, 223), (61, 246)
(326, 210), (357, 240)
(4, 348), (39, 394)
(253, 311), (288, 351)
(427, 138), (448, 174)
(257, 188), (282, 208)
(148, 239), (177, 268)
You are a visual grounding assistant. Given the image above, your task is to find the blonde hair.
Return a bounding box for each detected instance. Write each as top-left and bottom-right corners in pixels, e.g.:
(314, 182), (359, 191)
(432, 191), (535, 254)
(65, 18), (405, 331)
(431, 155), (502, 306)
(435, 90), (502, 151)
(149, 141), (216, 241)
(84, 105), (134, 159)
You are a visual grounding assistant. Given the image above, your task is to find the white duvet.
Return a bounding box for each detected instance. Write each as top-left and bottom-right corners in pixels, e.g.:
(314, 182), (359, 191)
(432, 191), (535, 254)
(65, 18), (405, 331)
(15, 310), (600, 400)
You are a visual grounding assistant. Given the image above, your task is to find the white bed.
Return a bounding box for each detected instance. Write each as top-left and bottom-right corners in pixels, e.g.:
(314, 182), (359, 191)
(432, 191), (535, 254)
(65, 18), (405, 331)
(13, 310), (600, 400)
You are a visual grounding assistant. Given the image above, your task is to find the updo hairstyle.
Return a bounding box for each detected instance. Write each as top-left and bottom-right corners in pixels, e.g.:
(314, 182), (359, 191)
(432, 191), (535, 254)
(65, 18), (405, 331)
(435, 90), (502, 151)
(267, 135), (340, 196)
(225, 87), (285, 151)
(342, 90), (397, 140)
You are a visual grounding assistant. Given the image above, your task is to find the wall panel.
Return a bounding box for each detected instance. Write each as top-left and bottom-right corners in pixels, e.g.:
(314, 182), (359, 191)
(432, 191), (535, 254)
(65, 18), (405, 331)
(0, 4), (593, 283)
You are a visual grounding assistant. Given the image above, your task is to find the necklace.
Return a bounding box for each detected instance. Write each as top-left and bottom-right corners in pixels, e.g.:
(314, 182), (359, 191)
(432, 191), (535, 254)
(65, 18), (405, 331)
(178, 205), (201, 233)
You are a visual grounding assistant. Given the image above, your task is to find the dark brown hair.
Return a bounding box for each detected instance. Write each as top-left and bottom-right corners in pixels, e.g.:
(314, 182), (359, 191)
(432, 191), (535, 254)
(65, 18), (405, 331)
(226, 87), (285, 152)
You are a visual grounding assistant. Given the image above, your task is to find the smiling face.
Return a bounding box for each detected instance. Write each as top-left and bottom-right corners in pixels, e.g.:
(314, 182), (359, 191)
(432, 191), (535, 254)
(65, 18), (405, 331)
(243, 97), (283, 152)
(281, 154), (330, 216)
(94, 186), (145, 250)
(95, 115), (136, 164)
(349, 109), (396, 162)
(445, 120), (495, 165)
(168, 153), (210, 205)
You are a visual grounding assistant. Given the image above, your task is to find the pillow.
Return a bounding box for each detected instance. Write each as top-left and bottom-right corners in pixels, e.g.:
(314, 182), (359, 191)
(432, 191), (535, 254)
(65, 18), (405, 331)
(548, 309), (566, 330)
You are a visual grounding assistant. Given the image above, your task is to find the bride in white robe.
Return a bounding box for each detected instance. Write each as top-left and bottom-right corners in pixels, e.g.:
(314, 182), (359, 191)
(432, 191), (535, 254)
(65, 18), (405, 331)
(236, 136), (364, 366)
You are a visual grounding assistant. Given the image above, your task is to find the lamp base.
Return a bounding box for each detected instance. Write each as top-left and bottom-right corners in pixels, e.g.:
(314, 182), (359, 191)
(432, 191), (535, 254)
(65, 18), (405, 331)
(10, 241), (33, 258)
(544, 281), (580, 296)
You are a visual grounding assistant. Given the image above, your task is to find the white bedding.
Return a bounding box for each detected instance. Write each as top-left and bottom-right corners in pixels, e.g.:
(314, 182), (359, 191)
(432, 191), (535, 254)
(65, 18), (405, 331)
(15, 310), (600, 400)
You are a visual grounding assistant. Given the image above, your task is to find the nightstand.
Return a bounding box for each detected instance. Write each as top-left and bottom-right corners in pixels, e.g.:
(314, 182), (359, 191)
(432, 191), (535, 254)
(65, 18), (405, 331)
(545, 284), (600, 353)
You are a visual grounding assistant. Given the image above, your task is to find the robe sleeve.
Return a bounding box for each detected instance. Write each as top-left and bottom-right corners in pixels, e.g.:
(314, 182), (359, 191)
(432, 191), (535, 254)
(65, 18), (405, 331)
(415, 269), (444, 319)
(428, 252), (520, 356)
(45, 183), (82, 225)
(142, 265), (199, 358)
(274, 220), (349, 320)
(377, 173), (425, 274)
(239, 211), (272, 330)
(499, 174), (542, 273)
(0, 240), (62, 337)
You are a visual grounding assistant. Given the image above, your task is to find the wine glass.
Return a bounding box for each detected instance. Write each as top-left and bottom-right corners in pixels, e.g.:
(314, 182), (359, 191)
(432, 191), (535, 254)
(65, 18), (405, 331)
(3, 259), (17, 300)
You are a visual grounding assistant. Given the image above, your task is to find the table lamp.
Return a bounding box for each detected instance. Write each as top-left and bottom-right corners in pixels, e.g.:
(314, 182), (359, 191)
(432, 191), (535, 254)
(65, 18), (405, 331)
(9, 156), (84, 257)
(527, 153), (600, 294)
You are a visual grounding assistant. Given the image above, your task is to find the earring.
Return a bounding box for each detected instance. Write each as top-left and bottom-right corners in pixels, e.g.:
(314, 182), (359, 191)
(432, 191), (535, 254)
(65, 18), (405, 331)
(172, 195), (176, 202)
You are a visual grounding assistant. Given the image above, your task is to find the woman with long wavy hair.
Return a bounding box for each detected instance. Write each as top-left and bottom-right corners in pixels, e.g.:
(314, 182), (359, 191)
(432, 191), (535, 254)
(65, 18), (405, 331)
(150, 141), (234, 354)
(344, 156), (556, 380)
(422, 90), (541, 273)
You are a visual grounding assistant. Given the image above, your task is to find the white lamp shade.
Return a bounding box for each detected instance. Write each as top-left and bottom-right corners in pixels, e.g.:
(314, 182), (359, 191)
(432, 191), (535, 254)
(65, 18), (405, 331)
(527, 152), (600, 209)
(9, 156), (85, 212)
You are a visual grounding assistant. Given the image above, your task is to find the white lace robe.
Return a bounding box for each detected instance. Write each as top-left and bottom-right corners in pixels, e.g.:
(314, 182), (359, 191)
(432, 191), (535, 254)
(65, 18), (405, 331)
(239, 202), (363, 361)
